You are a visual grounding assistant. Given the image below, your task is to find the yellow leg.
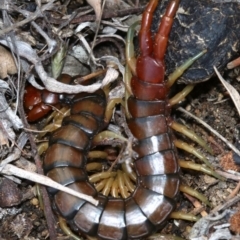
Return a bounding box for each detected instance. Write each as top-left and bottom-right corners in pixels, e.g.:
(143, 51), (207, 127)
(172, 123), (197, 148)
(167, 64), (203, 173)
(169, 84), (195, 106)
(179, 159), (224, 180)
(124, 64), (133, 119)
(87, 150), (108, 159)
(125, 21), (140, 76)
(174, 139), (212, 168)
(93, 130), (128, 146)
(37, 142), (49, 156)
(86, 162), (102, 171)
(170, 121), (213, 154)
(104, 98), (124, 124)
(59, 217), (81, 240)
(148, 234), (185, 240)
(166, 50), (207, 88)
(180, 184), (211, 207)
(170, 211), (199, 222)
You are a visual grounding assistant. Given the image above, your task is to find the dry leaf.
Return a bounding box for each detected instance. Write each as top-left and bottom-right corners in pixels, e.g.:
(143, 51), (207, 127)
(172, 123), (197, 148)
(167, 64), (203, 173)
(0, 45), (17, 78)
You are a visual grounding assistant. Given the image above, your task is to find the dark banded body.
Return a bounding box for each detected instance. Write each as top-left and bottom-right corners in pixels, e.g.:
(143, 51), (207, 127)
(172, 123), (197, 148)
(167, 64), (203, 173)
(43, 90), (180, 239)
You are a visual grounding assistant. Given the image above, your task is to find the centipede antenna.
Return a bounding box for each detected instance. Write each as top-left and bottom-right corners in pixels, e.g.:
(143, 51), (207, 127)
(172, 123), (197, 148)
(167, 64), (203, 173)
(139, 0), (158, 57)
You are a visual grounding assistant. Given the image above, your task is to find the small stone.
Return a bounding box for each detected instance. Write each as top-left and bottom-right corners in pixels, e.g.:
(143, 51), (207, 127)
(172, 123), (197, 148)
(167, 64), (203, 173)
(30, 198), (39, 206)
(0, 178), (22, 207)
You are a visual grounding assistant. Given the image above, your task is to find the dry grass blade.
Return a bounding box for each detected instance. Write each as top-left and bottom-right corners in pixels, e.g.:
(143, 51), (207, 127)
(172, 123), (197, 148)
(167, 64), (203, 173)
(0, 164), (99, 206)
(214, 66), (240, 116)
(87, 0), (102, 22)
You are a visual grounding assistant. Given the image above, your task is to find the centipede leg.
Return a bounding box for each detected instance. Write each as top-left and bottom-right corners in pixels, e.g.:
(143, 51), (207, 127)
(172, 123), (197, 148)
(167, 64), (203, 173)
(166, 50), (207, 88)
(170, 121), (213, 154)
(125, 64), (133, 118)
(147, 234), (185, 240)
(169, 85), (195, 106)
(125, 21), (140, 76)
(179, 159), (224, 180)
(59, 217), (81, 240)
(87, 150), (108, 159)
(38, 142), (49, 156)
(174, 139), (211, 167)
(93, 130), (128, 146)
(174, 140), (224, 180)
(179, 185), (211, 207)
(170, 211), (199, 222)
(104, 98), (124, 124)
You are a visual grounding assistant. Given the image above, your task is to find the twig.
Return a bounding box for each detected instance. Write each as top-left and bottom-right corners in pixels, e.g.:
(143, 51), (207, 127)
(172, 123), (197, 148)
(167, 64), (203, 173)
(211, 194), (240, 213)
(70, 6), (145, 24)
(0, 0), (56, 36)
(0, 164), (99, 206)
(226, 181), (240, 201)
(216, 170), (240, 181)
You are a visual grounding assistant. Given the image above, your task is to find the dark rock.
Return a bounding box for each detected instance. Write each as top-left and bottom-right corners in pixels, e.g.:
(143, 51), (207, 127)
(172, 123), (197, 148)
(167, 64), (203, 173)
(152, 0), (240, 83)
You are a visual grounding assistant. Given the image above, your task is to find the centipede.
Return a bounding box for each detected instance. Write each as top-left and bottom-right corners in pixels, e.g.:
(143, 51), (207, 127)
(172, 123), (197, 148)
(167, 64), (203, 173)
(24, 0), (221, 239)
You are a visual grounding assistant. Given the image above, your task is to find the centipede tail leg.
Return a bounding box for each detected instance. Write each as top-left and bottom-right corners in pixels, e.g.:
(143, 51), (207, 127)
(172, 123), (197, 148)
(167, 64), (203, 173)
(23, 74), (72, 122)
(23, 85), (56, 122)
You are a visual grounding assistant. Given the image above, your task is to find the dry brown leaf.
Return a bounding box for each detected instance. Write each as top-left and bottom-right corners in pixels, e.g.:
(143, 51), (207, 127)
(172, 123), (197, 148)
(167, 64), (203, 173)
(0, 45), (17, 78)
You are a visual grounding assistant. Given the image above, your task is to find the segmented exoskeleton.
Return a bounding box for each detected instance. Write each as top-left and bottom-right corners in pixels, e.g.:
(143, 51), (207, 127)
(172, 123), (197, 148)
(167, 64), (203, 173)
(24, 0), (221, 239)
